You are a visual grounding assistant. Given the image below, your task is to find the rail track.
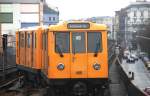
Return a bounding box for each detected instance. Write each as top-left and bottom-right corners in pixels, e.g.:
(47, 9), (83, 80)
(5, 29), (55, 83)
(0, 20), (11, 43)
(0, 73), (47, 96)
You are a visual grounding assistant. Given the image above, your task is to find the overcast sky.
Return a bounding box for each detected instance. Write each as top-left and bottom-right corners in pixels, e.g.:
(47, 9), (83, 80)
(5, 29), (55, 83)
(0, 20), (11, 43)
(46, 0), (149, 20)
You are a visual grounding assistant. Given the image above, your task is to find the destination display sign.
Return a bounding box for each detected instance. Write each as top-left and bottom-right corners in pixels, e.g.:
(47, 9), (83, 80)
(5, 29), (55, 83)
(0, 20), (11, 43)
(67, 23), (90, 29)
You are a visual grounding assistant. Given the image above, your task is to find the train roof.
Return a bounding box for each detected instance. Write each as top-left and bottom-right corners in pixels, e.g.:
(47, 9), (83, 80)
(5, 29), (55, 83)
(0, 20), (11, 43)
(17, 21), (107, 32)
(48, 21), (107, 31)
(17, 25), (48, 32)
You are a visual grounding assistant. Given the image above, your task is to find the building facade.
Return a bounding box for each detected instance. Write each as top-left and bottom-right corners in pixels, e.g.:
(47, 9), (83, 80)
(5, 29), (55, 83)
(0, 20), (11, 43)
(0, 0), (59, 35)
(114, 9), (127, 42)
(115, 0), (150, 43)
(43, 4), (59, 25)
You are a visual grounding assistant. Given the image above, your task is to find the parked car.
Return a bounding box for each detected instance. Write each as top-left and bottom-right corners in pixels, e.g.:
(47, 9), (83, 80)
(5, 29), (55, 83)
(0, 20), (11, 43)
(146, 61), (150, 70)
(126, 55), (135, 63)
(139, 52), (148, 59)
(144, 87), (150, 95)
(142, 56), (150, 70)
(130, 54), (138, 61)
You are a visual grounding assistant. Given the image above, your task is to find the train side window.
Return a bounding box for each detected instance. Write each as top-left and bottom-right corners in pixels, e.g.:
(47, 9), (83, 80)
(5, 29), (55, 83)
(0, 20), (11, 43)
(87, 32), (102, 53)
(35, 33), (36, 48)
(45, 32), (47, 50)
(32, 32), (34, 48)
(21, 33), (24, 47)
(18, 32), (20, 48)
(27, 33), (30, 48)
(42, 33), (45, 50)
(25, 32), (27, 48)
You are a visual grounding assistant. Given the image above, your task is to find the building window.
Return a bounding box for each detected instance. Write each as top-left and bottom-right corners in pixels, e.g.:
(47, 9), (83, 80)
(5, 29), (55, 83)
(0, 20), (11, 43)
(141, 11), (144, 17)
(49, 17), (51, 21)
(141, 18), (144, 23)
(0, 13), (13, 23)
(134, 18), (137, 23)
(148, 10), (150, 17)
(134, 11), (137, 17)
(0, 4), (13, 12)
(53, 17), (55, 21)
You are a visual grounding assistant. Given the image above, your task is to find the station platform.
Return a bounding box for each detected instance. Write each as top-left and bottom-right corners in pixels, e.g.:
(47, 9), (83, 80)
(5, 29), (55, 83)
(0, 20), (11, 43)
(121, 58), (150, 93)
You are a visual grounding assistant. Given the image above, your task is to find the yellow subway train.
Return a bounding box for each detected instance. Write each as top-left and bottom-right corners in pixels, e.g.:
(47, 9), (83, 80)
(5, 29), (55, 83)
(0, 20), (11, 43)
(16, 21), (108, 96)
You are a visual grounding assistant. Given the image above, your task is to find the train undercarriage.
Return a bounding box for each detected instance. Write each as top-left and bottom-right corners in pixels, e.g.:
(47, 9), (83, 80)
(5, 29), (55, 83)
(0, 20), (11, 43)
(17, 65), (109, 96)
(46, 79), (109, 96)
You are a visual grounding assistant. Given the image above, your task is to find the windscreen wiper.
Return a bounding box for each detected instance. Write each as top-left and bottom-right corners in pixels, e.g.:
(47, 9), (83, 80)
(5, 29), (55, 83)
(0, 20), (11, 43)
(94, 38), (100, 57)
(56, 44), (64, 57)
(73, 40), (76, 55)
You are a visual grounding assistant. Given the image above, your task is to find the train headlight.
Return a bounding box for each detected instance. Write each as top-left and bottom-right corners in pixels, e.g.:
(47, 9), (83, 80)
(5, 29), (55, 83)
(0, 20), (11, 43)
(57, 63), (65, 70)
(93, 63), (100, 70)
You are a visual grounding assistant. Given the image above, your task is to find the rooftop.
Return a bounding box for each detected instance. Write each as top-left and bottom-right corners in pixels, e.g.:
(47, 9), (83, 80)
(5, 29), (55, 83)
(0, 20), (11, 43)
(126, 0), (150, 9)
(43, 3), (59, 14)
(0, 0), (40, 4)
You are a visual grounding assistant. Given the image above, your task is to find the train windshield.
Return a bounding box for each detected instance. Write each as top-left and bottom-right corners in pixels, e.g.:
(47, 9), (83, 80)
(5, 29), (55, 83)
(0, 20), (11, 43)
(55, 32), (70, 53)
(55, 32), (101, 54)
(72, 32), (85, 53)
(88, 32), (102, 53)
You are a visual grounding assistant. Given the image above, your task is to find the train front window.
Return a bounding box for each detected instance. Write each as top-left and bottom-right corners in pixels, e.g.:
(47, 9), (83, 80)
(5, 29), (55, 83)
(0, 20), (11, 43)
(72, 32), (85, 53)
(88, 32), (102, 53)
(55, 32), (70, 53)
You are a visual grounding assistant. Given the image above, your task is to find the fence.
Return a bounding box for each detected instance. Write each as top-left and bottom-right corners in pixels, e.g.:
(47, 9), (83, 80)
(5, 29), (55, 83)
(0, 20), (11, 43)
(0, 34), (16, 79)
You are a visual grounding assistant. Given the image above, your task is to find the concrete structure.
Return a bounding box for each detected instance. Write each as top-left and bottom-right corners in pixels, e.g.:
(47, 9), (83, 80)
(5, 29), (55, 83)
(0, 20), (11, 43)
(114, 0), (150, 43)
(0, 0), (59, 35)
(121, 58), (150, 95)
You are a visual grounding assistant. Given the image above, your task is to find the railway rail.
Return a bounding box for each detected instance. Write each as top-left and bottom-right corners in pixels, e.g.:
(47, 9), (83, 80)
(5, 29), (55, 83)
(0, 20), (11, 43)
(0, 75), (23, 89)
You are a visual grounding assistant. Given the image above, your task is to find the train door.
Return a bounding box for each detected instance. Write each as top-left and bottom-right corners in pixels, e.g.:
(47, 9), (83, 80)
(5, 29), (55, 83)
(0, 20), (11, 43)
(16, 32), (20, 64)
(26, 32), (29, 67)
(71, 32), (87, 78)
(31, 32), (34, 68)
(27, 32), (32, 67)
(42, 30), (48, 75)
(87, 32), (105, 78)
(49, 32), (71, 78)
(20, 32), (26, 65)
(25, 32), (27, 67)
(33, 32), (36, 68)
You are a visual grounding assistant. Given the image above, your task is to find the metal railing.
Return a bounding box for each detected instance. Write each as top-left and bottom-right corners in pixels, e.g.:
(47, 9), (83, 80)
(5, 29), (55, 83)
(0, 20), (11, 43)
(0, 34), (16, 80)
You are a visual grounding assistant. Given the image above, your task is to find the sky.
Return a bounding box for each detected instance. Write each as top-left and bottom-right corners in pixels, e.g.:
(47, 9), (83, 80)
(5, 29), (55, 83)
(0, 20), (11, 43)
(46, 0), (149, 20)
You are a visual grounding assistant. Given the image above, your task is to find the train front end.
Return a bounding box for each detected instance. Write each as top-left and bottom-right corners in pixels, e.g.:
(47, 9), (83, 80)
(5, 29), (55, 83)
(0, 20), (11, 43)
(46, 21), (108, 96)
